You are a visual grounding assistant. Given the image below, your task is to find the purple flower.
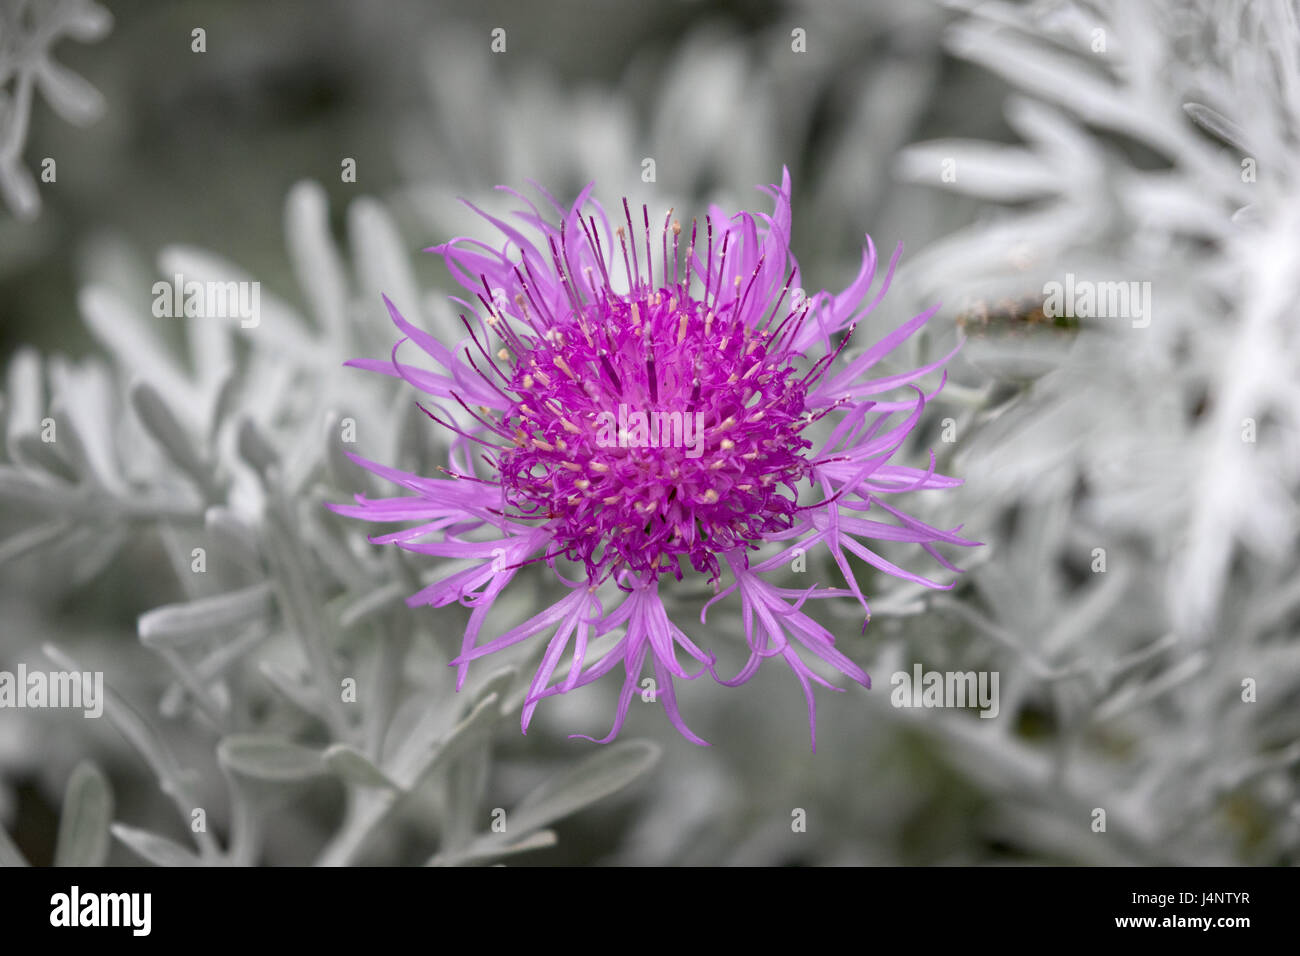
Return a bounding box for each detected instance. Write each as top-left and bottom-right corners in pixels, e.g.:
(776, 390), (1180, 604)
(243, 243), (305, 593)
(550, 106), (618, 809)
(332, 170), (977, 747)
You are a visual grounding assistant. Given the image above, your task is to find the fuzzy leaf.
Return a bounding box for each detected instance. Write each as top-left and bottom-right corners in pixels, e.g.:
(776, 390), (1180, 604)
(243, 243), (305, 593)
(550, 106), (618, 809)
(45, 644), (187, 798)
(1183, 102), (1252, 154)
(392, 691), (500, 786)
(349, 197), (420, 322)
(78, 285), (198, 417)
(34, 59), (105, 126)
(236, 418), (281, 476)
(63, 1), (113, 42)
(111, 824), (202, 867)
(286, 181), (349, 342)
(428, 829), (558, 867)
(895, 141), (1061, 200)
(217, 735), (327, 782)
(54, 761), (113, 867)
(421, 692), (500, 774)
(138, 583), (275, 648)
(47, 359), (124, 491)
(130, 381), (214, 497)
(0, 520), (71, 565)
(5, 348), (44, 459)
(203, 506), (261, 569)
(510, 740), (660, 836)
(257, 660), (324, 718)
(323, 744), (401, 791)
(0, 158), (40, 221)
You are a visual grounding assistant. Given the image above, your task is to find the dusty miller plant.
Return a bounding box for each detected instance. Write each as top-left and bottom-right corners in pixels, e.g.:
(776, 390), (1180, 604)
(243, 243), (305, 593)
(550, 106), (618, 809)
(886, 0), (1300, 864)
(0, 0), (109, 221)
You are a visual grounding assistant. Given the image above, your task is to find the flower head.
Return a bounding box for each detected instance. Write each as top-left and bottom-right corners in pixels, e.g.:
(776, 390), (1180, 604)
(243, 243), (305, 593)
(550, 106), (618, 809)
(333, 170), (978, 747)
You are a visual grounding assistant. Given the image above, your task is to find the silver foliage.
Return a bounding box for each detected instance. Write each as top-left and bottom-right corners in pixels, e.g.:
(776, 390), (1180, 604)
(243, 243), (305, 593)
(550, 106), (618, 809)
(0, 0), (109, 220)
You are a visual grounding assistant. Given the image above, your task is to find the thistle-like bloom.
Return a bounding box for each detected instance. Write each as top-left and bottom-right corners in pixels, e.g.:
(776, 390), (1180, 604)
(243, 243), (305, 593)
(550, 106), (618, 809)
(332, 170), (977, 746)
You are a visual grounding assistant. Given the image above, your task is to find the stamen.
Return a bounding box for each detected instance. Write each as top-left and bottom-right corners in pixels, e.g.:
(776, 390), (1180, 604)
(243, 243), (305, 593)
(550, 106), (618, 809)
(623, 199), (641, 290)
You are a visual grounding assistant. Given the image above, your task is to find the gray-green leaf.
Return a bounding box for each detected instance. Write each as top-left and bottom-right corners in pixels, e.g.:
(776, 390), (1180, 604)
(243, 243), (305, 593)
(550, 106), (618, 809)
(138, 583), (275, 648)
(54, 761), (114, 866)
(511, 740), (661, 835)
(323, 744), (401, 791)
(217, 735), (326, 782)
(111, 824), (202, 867)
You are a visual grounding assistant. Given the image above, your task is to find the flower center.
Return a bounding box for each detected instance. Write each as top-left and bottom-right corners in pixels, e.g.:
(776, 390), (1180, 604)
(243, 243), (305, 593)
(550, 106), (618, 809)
(497, 277), (813, 585)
